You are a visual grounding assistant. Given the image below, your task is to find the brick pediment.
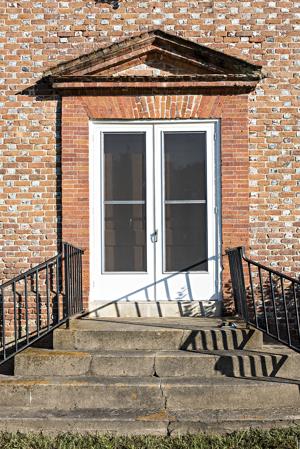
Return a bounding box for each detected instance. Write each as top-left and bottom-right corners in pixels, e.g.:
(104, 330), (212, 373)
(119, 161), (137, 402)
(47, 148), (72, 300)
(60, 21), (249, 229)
(45, 29), (262, 91)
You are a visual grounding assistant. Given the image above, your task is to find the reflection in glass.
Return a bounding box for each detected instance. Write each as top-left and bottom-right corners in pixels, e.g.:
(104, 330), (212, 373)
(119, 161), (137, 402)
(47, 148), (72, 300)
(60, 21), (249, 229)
(165, 204), (208, 272)
(164, 132), (206, 201)
(105, 204), (146, 272)
(164, 131), (208, 273)
(103, 132), (147, 272)
(104, 133), (146, 201)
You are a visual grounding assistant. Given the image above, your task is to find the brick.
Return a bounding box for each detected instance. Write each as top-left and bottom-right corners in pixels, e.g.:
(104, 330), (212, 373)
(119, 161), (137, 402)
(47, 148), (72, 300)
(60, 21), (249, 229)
(0, 1), (298, 314)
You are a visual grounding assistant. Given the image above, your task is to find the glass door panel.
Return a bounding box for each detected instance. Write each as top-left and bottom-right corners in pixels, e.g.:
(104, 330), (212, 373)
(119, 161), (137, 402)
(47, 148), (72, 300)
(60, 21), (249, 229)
(164, 132), (208, 272)
(104, 133), (146, 201)
(164, 132), (207, 201)
(165, 203), (207, 272)
(105, 204), (146, 272)
(103, 132), (147, 272)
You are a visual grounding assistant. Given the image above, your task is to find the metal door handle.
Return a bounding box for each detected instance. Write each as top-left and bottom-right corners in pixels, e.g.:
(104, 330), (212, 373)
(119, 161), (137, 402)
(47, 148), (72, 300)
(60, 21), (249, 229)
(150, 230), (158, 243)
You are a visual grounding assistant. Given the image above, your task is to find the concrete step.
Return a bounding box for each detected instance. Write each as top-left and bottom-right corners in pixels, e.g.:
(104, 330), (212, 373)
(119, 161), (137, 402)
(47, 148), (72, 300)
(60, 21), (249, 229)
(170, 407), (300, 435)
(14, 346), (300, 381)
(0, 376), (162, 410)
(0, 407), (169, 435)
(53, 318), (262, 351)
(15, 348), (93, 377)
(0, 406), (299, 435)
(0, 375), (298, 411)
(162, 376), (300, 411)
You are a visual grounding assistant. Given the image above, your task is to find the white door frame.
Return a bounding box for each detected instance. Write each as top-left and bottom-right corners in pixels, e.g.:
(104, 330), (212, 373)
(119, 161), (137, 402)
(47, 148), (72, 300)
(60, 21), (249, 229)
(89, 119), (222, 305)
(89, 123), (155, 303)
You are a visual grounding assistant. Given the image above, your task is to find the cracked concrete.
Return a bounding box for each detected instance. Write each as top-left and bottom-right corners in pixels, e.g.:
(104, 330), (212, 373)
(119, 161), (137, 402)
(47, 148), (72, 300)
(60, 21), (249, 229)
(158, 375), (174, 436)
(152, 352), (158, 377)
(5, 318), (300, 434)
(15, 344), (300, 381)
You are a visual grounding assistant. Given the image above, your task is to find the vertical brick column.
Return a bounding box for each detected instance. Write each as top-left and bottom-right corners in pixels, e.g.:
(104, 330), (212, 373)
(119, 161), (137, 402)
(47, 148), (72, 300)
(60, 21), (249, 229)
(62, 97), (90, 307)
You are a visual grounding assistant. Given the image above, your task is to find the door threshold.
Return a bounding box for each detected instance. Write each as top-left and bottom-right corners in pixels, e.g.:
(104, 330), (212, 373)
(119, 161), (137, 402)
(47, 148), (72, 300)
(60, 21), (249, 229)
(88, 299), (222, 318)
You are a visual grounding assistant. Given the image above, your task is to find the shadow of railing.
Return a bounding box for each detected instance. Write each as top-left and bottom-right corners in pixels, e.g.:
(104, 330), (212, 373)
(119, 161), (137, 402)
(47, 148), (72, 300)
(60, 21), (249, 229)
(213, 351), (290, 379)
(85, 256), (221, 318)
(179, 328), (256, 351)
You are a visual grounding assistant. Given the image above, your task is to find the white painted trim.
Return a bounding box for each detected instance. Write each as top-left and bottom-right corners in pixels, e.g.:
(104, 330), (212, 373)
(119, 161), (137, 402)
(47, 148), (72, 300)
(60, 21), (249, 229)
(153, 122), (221, 301)
(215, 120), (222, 301)
(89, 119), (222, 304)
(89, 123), (155, 302)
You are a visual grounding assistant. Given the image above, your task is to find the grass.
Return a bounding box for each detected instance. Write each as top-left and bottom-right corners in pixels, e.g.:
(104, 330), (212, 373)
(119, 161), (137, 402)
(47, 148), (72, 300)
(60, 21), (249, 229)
(0, 427), (299, 449)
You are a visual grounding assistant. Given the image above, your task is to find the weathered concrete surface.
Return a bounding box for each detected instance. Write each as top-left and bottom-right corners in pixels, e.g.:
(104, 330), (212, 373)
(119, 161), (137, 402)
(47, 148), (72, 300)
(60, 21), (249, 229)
(0, 375), (298, 411)
(0, 407), (299, 436)
(90, 351), (156, 377)
(2, 317), (300, 434)
(70, 317), (228, 330)
(15, 349), (92, 377)
(155, 349), (300, 380)
(88, 300), (222, 318)
(0, 376), (163, 410)
(54, 329), (183, 351)
(0, 408), (169, 435)
(169, 407), (300, 435)
(160, 376), (300, 410)
(54, 318), (262, 351)
(14, 347), (300, 381)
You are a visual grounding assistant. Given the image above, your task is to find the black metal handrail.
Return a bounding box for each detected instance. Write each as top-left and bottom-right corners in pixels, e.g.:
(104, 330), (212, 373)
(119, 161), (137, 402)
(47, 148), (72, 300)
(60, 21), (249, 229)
(226, 246), (300, 352)
(0, 242), (84, 365)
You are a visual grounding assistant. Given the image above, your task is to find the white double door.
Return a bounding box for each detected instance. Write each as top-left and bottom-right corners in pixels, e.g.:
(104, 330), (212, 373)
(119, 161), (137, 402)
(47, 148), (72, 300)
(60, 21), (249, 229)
(90, 121), (220, 303)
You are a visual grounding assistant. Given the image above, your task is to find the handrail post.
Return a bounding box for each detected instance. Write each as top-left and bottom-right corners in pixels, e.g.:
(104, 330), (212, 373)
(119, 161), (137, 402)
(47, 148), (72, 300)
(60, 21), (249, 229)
(226, 246), (248, 321)
(63, 242), (70, 327)
(0, 287), (5, 360)
(79, 249), (83, 313)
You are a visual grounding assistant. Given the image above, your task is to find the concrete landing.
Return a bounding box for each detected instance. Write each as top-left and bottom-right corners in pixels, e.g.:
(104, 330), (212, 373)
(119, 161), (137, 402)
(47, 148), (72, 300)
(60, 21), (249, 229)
(87, 300), (222, 318)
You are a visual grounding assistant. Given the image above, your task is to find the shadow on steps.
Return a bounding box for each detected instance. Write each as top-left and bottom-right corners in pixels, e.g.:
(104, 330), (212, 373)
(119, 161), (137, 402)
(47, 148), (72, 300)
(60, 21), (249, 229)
(180, 328), (258, 351)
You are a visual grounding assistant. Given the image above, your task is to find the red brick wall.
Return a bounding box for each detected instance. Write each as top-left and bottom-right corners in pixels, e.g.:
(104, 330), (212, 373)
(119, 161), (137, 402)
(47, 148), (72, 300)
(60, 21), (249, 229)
(1, 1), (299, 300)
(62, 94), (249, 308)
